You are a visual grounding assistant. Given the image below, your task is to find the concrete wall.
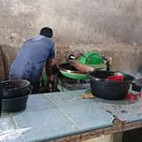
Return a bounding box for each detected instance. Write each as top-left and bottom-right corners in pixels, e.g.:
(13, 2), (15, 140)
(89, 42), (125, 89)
(0, 0), (142, 74)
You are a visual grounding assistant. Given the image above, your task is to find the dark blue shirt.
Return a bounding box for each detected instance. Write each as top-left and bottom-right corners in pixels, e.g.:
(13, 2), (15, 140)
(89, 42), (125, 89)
(9, 35), (55, 86)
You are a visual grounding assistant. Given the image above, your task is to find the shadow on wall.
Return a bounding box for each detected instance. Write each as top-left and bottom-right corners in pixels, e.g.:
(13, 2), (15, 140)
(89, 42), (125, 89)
(0, 45), (17, 80)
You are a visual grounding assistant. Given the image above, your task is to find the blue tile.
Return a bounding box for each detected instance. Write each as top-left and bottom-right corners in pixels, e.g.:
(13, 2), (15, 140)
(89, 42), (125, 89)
(59, 103), (114, 132)
(94, 97), (142, 122)
(0, 115), (23, 142)
(46, 90), (142, 123)
(44, 90), (113, 132)
(12, 108), (79, 142)
(6, 138), (23, 142)
(2, 90), (142, 142)
(26, 94), (56, 112)
(3, 137), (23, 142)
(46, 90), (95, 107)
(0, 115), (14, 130)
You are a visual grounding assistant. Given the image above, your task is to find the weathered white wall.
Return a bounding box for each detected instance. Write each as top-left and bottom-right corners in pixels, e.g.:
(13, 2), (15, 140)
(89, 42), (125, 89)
(1, 0), (142, 46)
(0, 0), (142, 74)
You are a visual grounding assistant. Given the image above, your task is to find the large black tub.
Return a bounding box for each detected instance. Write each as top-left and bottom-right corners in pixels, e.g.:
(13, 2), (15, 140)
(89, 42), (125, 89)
(0, 79), (32, 112)
(2, 95), (29, 112)
(89, 71), (134, 100)
(1, 79), (31, 99)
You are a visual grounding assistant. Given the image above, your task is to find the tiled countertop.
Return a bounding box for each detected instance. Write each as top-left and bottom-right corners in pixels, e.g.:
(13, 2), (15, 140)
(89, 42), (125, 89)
(0, 90), (142, 142)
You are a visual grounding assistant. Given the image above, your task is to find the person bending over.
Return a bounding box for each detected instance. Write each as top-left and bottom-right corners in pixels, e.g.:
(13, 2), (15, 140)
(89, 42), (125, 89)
(9, 27), (56, 93)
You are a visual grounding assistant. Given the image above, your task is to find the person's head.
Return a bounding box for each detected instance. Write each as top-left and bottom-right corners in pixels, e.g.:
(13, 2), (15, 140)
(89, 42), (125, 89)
(40, 27), (53, 38)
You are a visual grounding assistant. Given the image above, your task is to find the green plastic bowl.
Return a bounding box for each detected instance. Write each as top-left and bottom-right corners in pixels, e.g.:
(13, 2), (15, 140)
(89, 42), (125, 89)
(77, 52), (104, 66)
(60, 70), (87, 80)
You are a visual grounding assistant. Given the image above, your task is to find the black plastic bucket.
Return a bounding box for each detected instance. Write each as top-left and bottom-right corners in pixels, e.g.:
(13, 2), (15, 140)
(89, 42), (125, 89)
(0, 79), (31, 113)
(2, 95), (29, 113)
(1, 79), (31, 99)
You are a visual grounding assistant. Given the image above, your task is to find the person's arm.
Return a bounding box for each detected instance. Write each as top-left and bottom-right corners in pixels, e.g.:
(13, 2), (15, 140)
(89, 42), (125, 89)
(68, 60), (94, 72)
(46, 40), (56, 82)
(45, 59), (56, 82)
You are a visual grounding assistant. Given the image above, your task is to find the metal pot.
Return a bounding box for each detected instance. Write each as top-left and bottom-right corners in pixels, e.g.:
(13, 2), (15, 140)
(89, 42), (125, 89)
(58, 63), (87, 80)
(89, 71), (134, 100)
(58, 56), (107, 80)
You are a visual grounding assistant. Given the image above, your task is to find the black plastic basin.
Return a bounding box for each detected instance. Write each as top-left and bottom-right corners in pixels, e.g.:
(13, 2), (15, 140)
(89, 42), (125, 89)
(0, 79), (31, 99)
(2, 95), (29, 113)
(89, 71), (134, 100)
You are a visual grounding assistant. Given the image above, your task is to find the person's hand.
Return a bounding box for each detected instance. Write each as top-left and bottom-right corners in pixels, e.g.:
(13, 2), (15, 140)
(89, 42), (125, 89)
(74, 52), (82, 58)
(48, 75), (54, 83)
(66, 51), (82, 60)
(68, 60), (94, 72)
(68, 60), (76, 67)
